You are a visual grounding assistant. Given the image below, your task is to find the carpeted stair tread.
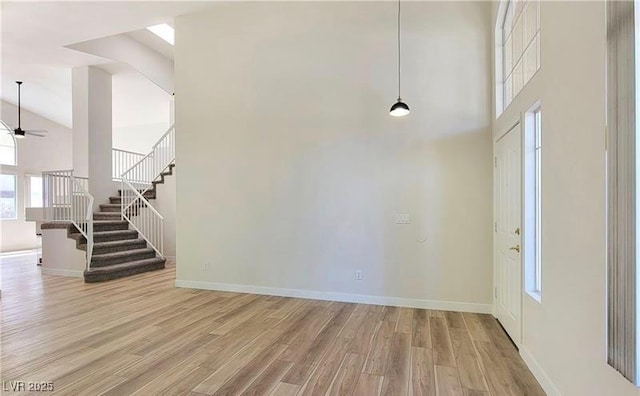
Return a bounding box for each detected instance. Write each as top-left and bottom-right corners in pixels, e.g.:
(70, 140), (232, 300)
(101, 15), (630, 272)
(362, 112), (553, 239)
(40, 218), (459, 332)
(99, 204), (124, 213)
(84, 257), (166, 282)
(92, 229), (138, 237)
(91, 247), (155, 261)
(90, 247), (156, 267)
(89, 230), (139, 243)
(79, 238), (147, 253)
(94, 212), (121, 220)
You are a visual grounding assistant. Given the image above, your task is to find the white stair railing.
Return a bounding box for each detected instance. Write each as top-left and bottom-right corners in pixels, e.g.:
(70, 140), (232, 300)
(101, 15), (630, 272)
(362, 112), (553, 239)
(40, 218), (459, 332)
(112, 148), (145, 181)
(42, 170), (94, 268)
(121, 124), (175, 256)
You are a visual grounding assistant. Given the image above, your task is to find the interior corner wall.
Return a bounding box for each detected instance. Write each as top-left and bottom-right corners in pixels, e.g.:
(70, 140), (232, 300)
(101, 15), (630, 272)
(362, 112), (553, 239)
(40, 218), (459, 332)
(175, 2), (494, 310)
(491, 1), (638, 395)
(0, 100), (73, 252)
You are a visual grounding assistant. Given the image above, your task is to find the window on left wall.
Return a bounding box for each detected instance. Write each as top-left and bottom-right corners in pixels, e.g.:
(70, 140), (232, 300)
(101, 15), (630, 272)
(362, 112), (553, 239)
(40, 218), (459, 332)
(0, 174), (17, 220)
(0, 126), (16, 166)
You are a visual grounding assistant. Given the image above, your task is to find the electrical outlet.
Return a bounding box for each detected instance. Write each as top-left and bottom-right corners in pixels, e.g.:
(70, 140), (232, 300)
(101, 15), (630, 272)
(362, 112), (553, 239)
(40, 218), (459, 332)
(355, 270), (363, 281)
(395, 214), (410, 224)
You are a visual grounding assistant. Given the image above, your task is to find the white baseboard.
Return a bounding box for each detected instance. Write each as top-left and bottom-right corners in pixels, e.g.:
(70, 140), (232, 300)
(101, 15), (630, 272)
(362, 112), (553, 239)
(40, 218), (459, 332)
(41, 268), (83, 278)
(520, 346), (561, 396)
(174, 279), (492, 313)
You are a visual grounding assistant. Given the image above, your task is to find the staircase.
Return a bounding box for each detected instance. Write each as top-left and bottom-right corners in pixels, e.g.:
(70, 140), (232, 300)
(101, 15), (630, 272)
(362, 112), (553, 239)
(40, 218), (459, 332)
(41, 125), (175, 283)
(48, 164), (174, 282)
(81, 163), (175, 282)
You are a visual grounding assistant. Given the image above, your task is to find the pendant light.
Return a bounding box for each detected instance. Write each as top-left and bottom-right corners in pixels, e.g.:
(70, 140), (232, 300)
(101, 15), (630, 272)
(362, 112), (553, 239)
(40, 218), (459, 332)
(389, 0), (410, 117)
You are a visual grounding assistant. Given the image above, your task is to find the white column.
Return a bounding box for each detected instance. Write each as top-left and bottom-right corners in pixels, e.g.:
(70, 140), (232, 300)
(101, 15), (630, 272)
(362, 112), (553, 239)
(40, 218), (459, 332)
(72, 66), (113, 204)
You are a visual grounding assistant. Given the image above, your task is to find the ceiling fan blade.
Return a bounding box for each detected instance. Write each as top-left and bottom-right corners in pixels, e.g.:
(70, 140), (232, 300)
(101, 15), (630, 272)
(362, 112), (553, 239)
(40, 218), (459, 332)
(25, 130), (47, 137)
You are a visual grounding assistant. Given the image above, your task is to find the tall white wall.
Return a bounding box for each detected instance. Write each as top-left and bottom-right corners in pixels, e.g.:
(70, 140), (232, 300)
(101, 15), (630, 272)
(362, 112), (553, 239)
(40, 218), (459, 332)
(0, 100), (72, 252)
(175, 2), (494, 310)
(491, 2), (638, 395)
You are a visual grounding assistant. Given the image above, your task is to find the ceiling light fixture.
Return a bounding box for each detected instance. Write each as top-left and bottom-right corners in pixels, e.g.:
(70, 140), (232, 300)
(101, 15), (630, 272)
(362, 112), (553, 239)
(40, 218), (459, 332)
(146, 23), (175, 45)
(389, 0), (410, 117)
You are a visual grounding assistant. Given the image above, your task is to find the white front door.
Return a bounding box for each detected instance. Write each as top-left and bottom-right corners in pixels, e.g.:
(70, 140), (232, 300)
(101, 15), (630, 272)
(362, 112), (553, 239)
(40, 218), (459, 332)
(495, 124), (522, 345)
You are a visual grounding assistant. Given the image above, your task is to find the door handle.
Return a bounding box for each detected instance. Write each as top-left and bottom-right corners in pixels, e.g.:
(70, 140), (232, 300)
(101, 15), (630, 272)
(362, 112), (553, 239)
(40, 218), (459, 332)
(509, 245), (520, 253)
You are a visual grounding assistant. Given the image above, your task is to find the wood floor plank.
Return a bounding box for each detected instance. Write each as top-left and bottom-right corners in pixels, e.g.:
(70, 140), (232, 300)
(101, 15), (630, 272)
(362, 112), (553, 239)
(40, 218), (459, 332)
(395, 307), (414, 334)
(364, 306), (398, 375)
(473, 341), (516, 395)
(242, 359), (294, 396)
(462, 390), (489, 396)
(381, 332), (411, 396)
(353, 373), (383, 396)
(461, 314), (490, 342)
(270, 382), (302, 396)
(448, 328), (487, 392)
(412, 309), (431, 348)
(435, 365), (464, 396)
(327, 353), (365, 396)
(503, 356), (546, 396)
(299, 337), (351, 396)
(444, 312), (466, 329)
(155, 366), (214, 395)
(192, 330), (282, 394)
(213, 343), (287, 395)
(430, 317), (456, 367)
(410, 347), (436, 396)
(348, 306), (382, 355)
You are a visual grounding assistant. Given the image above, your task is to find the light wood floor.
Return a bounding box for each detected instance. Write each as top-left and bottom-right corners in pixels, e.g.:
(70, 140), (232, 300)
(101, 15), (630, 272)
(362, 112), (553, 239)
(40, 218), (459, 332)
(1, 253), (544, 396)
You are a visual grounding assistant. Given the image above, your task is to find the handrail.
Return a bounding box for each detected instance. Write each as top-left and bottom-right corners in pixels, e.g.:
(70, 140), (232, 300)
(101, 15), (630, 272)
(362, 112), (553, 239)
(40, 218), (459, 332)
(113, 148), (145, 156)
(42, 170), (94, 269)
(122, 181), (165, 219)
(152, 124), (176, 150)
(121, 180), (164, 256)
(71, 177), (94, 269)
(112, 148), (145, 181)
(120, 123), (175, 257)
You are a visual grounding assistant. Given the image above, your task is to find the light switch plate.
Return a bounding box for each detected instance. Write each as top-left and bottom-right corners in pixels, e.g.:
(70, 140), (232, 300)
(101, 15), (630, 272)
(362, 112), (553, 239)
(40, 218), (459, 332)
(395, 214), (410, 224)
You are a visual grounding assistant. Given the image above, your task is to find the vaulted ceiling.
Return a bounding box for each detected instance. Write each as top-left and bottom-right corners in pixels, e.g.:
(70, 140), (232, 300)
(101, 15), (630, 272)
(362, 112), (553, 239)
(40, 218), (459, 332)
(1, 1), (213, 127)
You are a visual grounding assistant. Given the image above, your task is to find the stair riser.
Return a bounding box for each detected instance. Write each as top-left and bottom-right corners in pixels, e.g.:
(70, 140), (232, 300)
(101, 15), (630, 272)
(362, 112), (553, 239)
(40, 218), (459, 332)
(100, 206), (122, 213)
(93, 232), (138, 243)
(94, 222), (129, 232)
(111, 197), (156, 204)
(91, 242), (147, 255)
(84, 261), (165, 283)
(94, 213), (121, 220)
(90, 250), (156, 267)
(117, 190), (156, 198)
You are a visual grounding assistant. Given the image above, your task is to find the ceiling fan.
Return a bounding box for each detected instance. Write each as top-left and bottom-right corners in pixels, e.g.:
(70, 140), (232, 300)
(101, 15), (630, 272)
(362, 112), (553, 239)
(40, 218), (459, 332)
(8, 81), (47, 139)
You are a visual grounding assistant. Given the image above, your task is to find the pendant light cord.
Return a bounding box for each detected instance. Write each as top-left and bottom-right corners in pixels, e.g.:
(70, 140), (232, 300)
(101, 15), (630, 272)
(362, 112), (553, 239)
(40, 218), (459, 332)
(397, 0), (401, 100)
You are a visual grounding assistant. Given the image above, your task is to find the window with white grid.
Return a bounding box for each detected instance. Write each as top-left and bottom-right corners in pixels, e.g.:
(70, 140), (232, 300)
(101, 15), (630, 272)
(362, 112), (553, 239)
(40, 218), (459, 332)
(502, 0), (540, 110)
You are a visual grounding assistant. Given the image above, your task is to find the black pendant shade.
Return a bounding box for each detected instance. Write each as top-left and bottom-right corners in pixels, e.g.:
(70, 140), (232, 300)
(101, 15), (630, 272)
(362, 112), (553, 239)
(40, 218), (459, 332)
(390, 99), (410, 117)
